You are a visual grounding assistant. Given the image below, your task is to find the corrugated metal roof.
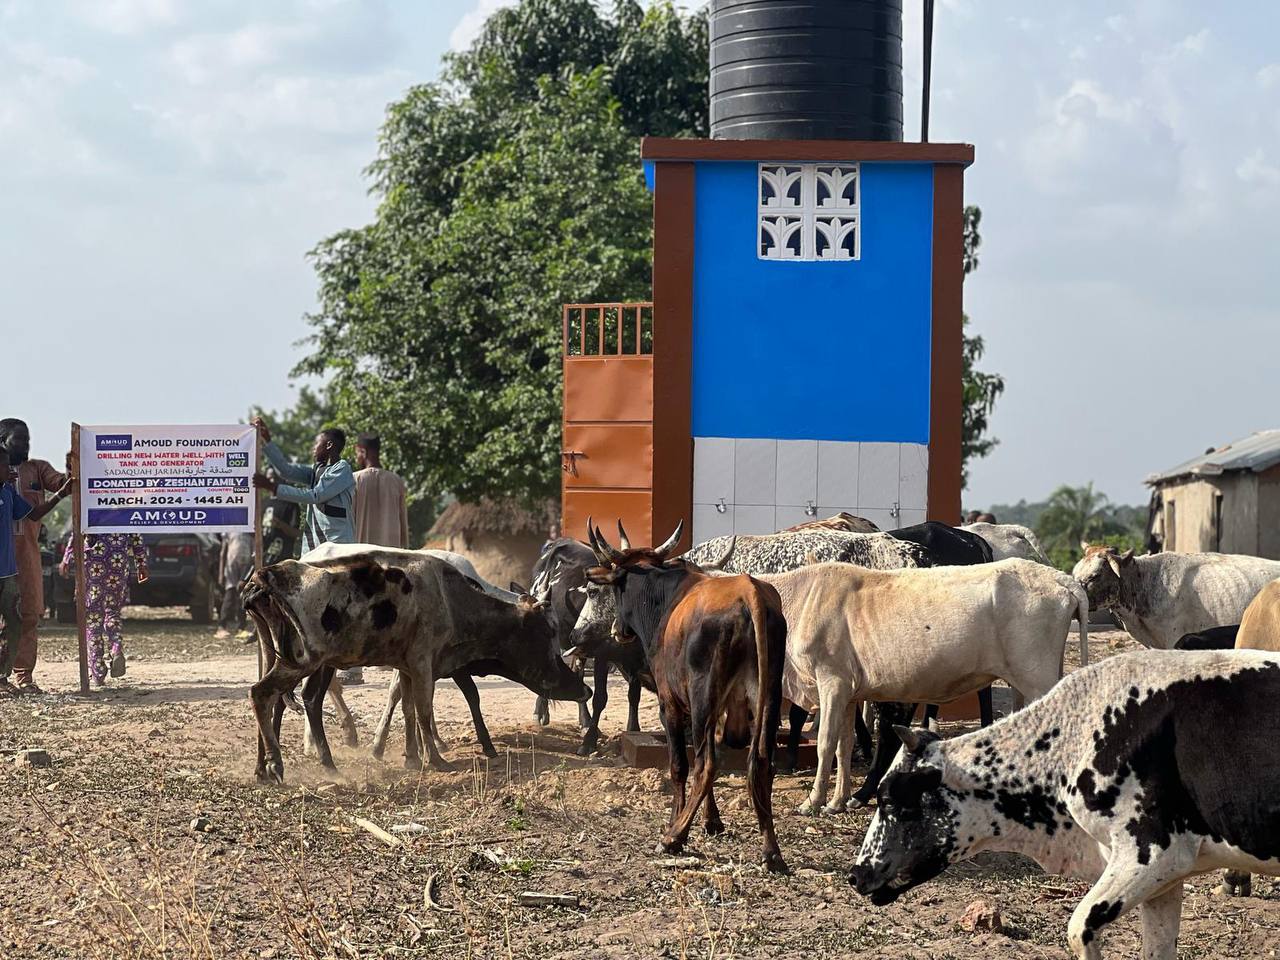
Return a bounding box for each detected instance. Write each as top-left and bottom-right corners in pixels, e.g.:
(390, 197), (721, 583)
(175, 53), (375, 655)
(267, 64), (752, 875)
(1146, 430), (1280, 485)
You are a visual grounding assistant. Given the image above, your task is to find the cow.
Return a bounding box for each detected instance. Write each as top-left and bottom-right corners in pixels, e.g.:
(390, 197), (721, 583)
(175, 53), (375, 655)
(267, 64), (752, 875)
(528, 538), (647, 753)
(685, 529), (931, 575)
(961, 522), (1050, 564)
(584, 520), (789, 873)
(867, 520), (999, 792)
(1209, 580), (1280, 897)
(780, 512), (879, 534)
(297, 543), (528, 762)
(1172, 624), (1241, 651)
(1073, 544), (1280, 649)
(851, 648), (1280, 960)
(688, 529), (929, 768)
(763, 559), (1087, 814)
(888, 520), (993, 566)
(242, 549), (589, 783)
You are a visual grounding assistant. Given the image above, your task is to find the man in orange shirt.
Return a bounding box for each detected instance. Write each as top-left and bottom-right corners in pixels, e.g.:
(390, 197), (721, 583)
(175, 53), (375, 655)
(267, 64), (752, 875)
(0, 419), (68, 694)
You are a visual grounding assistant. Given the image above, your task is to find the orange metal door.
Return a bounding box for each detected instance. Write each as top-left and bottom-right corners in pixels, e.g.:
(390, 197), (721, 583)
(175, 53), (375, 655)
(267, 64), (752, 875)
(561, 303), (655, 545)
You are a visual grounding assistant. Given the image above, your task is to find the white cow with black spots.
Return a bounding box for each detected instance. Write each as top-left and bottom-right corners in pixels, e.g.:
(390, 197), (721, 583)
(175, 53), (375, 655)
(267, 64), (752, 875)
(851, 648), (1280, 959)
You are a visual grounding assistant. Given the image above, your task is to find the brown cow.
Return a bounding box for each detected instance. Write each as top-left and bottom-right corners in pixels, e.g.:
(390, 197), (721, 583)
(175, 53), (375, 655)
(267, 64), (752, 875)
(584, 519), (789, 873)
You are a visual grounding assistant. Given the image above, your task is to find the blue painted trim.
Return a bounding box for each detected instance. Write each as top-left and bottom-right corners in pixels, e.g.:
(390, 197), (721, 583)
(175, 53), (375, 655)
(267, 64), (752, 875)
(643, 160), (655, 192)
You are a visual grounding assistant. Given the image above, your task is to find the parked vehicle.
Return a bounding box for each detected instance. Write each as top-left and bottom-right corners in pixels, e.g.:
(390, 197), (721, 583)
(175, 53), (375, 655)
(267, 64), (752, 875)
(50, 533), (221, 623)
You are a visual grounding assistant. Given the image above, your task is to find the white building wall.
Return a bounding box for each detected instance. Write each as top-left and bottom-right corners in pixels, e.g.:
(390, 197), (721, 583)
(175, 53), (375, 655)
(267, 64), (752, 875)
(691, 437), (929, 545)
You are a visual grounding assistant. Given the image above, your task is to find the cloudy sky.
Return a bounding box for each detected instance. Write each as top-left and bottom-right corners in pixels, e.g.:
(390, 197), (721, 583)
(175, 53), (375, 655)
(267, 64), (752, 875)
(3, 1), (1277, 510)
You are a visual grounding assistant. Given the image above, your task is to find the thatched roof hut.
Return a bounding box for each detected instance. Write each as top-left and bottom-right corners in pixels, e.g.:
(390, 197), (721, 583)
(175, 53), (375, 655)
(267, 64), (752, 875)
(428, 498), (559, 589)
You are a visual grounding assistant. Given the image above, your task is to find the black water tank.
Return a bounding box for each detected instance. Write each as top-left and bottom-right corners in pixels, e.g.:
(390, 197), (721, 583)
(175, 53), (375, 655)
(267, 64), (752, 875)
(710, 0), (904, 141)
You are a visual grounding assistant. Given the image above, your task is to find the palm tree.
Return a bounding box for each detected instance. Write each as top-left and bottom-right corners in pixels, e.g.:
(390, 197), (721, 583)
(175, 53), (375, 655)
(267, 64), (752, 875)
(1036, 483), (1126, 558)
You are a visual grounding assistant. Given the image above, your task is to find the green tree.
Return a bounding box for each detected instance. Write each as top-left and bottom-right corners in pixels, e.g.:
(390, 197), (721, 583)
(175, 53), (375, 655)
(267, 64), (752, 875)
(249, 385), (339, 461)
(960, 206), (1004, 487)
(297, 0), (703, 507)
(1036, 482), (1131, 570)
(296, 0), (1001, 506)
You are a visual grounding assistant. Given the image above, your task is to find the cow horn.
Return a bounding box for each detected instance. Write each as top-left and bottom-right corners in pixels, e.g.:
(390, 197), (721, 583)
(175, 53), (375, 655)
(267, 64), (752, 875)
(653, 519), (684, 559)
(894, 724), (922, 753)
(710, 535), (736, 570)
(617, 520), (631, 551)
(592, 522), (625, 563)
(586, 517), (609, 563)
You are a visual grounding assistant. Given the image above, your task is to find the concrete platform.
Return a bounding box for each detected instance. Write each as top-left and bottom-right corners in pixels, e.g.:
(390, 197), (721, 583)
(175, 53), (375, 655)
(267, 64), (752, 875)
(618, 730), (816, 771)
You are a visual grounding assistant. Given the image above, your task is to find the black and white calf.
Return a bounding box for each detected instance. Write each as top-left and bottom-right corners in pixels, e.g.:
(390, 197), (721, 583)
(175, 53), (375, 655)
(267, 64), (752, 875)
(851, 648), (1280, 959)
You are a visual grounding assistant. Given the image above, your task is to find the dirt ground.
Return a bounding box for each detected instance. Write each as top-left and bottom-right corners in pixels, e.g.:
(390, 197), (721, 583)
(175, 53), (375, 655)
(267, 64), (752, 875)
(1, 612), (1278, 959)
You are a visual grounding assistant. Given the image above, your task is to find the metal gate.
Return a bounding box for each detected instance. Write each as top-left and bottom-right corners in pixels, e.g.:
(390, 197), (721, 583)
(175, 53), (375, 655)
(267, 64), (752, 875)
(561, 303), (655, 546)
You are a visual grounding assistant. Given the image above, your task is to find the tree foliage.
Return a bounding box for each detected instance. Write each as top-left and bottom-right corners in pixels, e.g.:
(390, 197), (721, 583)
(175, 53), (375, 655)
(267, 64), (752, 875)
(249, 385), (339, 461)
(960, 206), (1004, 487)
(1035, 482), (1135, 570)
(295, 0), (1000, 506)
(297, 0), (705, 506)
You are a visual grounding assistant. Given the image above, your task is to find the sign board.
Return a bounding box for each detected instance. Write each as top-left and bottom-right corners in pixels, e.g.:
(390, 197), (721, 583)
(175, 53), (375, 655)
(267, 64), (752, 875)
(79, 424), (256, 534)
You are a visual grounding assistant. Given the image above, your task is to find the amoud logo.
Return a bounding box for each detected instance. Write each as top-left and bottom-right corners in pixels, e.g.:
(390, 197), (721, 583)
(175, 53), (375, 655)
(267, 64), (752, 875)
(128, 510), (208, 523)
(96, 434), (133, 451)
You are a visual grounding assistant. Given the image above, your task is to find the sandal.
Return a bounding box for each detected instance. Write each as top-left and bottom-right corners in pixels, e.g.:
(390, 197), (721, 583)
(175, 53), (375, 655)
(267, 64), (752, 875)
(15, 681), (44, 696)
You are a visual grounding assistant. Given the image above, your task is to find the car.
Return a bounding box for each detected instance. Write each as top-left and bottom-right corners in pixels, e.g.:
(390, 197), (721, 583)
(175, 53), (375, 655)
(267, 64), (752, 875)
(50, 532), (222, 624)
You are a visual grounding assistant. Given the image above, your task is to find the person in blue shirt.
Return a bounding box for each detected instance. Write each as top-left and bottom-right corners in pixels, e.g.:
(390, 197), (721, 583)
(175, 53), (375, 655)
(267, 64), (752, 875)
(250, 417), (355, 550)
(1, 445), (73, 696)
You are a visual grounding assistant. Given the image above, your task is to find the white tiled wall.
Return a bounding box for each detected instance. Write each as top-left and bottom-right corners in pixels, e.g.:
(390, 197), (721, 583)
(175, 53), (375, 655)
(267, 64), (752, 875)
(691, 437), (929, 545)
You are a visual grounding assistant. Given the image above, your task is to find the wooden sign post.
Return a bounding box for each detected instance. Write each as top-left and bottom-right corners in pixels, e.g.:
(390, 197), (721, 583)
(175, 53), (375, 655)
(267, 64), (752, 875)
(70, 423), (89, 695)
(253, 429), (264, 680)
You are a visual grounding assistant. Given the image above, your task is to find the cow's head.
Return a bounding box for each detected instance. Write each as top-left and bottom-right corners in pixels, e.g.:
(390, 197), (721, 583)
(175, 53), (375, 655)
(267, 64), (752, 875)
(1072, 543), (1136, 608)
(495, 588), (591, 703)
(579, 518), (690, 657)
(850, 726), (959, 905)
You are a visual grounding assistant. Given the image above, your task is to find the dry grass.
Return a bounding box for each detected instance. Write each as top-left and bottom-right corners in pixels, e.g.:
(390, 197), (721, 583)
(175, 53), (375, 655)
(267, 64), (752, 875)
(1, 622), (1278, 958)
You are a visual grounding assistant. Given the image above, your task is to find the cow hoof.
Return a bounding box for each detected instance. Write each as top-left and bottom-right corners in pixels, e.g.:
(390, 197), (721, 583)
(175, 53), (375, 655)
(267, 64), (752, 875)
(797, 799), (820, 816)
(482, 746), (499, 759)
(403, 755), (423, 771)
(821, 801), (847, 816)
(265, 761), (285, 785)
(658, 838), (684, 855)
(534, 713), (549, 727)
(342, 726), (359, 748)
(704, 819), (726, 837)
(576, 743), (597, 758)
(762, 851), (789, 875)
(429, 757), (456, 773)
(845, 796), (867, 810)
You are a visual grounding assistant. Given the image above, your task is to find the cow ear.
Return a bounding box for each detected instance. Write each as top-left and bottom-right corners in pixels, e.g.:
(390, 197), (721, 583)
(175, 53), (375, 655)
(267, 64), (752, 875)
(1119, 549), (1134, 563)
(887, 767), (943, 809)
(585, 565), (622, 585)
(1079, 540), (1091, 552)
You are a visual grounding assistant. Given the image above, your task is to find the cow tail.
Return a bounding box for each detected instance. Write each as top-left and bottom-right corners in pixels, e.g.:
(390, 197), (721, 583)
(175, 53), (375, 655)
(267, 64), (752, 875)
(1072, 584), (1090, 668)
(747, 587), (777, 763)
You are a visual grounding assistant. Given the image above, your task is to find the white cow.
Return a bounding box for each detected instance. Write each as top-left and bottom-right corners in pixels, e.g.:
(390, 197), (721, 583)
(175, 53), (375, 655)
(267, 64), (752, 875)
(961, 522), (1050, 564)
(1072, 544), (1280, 649)
(764, 558), (1088, 815)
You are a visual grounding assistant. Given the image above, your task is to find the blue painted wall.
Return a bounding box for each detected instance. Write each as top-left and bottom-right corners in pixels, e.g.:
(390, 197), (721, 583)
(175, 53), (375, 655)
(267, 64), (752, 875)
(689, 161), (934, 443)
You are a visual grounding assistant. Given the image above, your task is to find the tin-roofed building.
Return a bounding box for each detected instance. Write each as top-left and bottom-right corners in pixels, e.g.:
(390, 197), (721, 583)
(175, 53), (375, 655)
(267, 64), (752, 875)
(1145, 430), (1280, 557)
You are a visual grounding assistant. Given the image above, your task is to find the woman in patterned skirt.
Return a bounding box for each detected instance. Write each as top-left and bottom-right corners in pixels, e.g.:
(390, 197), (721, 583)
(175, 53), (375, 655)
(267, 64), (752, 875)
(61, 533), (148, 685)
